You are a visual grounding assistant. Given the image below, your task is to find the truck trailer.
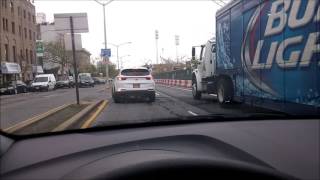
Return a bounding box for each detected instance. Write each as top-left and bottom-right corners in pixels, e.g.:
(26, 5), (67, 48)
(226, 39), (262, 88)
(192, 0), (319, 115)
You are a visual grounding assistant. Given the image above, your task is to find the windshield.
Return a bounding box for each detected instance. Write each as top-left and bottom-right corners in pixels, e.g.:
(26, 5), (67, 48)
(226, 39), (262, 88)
(121, 69), (150, 76)
(79, 75), (92, 81)
(0, 0), (319, 136)
(34, 77), (48, 83)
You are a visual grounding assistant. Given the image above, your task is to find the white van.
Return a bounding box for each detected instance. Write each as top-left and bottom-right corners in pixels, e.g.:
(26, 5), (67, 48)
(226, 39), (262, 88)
(31, 74), (56, 91)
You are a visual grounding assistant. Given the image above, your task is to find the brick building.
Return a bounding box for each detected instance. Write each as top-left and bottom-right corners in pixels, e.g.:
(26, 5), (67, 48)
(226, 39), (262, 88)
(0, 0), (36, 85)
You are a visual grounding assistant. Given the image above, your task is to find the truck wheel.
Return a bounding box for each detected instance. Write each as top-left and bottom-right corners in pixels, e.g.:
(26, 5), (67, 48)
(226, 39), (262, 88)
(217, 79), (233, 104)
(192, 80), (201, 100)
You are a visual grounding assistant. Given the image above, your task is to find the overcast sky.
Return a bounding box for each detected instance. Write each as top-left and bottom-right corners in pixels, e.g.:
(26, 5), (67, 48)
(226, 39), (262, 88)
(34, 0), (226, 68)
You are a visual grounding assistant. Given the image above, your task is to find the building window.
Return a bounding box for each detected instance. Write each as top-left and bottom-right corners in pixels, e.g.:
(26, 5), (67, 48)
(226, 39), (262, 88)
(11, 22), (15, 34)
(33, 32), (36, 40)
(32, 15), (35, 24)
(19, 25), (21, 36)
(5, 44), (9, 62)
(10, 1), (13, 13)
(20, 49), (23, 65)
(6, 19), (8, 31)
(3, 0), (7, 8)
(24, 28), (27, 38)
(18, 6), (21, 16)
(28, 12), (31, 21)
(30, 50), (33, 64)
(13, 46), (16, 62)
(2, 18), (5, 31)
(29, 30), (32, 40)
(25, 49), (29, 64)
(23, 10), (26, 19)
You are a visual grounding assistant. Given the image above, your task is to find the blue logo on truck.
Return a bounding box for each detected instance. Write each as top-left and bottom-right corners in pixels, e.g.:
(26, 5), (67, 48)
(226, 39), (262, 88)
(237, 0), (320, 106)
(216, 0), (320, 110)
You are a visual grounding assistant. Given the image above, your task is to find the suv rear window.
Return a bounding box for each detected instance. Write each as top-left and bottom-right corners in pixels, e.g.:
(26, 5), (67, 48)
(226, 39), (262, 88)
(121, 69), (150, 76)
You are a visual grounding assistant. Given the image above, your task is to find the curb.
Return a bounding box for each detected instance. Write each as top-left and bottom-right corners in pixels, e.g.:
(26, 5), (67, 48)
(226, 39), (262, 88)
(3, 104), (70, 133)
(51, 100), (102, 132)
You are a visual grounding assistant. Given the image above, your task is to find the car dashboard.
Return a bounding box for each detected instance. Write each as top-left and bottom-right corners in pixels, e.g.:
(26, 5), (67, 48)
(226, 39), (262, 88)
(0, 119), (319, 180)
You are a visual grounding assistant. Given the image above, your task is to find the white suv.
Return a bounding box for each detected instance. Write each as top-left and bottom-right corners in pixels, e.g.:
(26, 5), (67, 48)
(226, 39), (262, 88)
(112, 67), (155, 103)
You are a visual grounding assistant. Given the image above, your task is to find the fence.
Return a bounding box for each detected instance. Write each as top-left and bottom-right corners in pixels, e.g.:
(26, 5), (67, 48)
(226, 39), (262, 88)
(153, 69), (192, 88)
(153, 69), (192, 80)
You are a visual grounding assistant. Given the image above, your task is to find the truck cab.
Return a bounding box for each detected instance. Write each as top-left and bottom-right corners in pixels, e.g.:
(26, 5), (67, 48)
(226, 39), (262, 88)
(192, 38), (234, 104)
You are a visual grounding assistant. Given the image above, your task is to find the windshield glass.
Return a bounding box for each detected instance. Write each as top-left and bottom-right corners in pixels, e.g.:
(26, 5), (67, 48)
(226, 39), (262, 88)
(79, 75), (92, 81)
(0, 0), (319, 136)
(121, 69), (150, 76)
(34, 77), (48, 83)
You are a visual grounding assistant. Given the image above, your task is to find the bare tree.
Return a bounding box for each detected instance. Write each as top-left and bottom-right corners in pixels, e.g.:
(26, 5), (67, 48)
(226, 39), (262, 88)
(43, 41), (71, 74)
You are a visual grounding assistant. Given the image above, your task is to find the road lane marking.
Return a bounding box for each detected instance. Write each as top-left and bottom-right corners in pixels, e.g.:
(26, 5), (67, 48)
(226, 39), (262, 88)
(157, 85), (192, 92)
(81, 100), (108, 129)
(43, 94), (59, 98)
(187, 110), (198, 116)
(3, 104), (70, 133)
(156, 93), (160, 96)
(209, 94), (217, 97)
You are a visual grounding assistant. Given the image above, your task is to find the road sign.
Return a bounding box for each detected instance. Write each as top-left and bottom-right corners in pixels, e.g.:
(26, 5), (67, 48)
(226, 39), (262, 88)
(54, 13), (89, 33)
(36, 40), (44, 57)
(101, 49), (111, 58)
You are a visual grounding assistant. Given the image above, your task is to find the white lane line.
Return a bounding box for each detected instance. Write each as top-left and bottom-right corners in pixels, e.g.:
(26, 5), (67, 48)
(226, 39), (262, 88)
(187, 110), (198, 116)
(209, 94), (217, 97)
(158, 85), (192, 92)
(43, 94), (58, 98)
(156, 93), (160, 96)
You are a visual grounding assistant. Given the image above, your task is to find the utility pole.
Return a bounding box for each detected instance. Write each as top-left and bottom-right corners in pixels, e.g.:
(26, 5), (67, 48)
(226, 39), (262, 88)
(155, 30), (159, 64)
(175, 35), (179, 64)
(70, 16), (80, 105)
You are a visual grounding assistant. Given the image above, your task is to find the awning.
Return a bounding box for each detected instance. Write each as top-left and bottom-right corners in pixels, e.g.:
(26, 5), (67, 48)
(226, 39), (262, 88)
(0, 62), (21, 74)
(33, 66), (44, 74)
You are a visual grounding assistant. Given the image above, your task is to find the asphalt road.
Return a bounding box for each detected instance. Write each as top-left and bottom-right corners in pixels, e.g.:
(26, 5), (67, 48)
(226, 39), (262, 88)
(93, 84), (276, 127)
(0, 85), (108, 129)
(1, 83), (277, 132)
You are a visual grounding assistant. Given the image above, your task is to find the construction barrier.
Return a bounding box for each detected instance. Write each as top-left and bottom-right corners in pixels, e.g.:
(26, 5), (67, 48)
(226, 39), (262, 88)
(155, 79), (192, 89)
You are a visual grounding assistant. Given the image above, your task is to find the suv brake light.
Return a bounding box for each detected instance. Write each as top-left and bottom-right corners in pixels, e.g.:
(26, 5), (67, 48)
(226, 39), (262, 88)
(117, 76), (127, 80)
(146, 76), (153, 80)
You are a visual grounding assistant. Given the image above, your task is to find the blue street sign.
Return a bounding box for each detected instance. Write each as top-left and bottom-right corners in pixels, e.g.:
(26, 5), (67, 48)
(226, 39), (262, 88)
(101, 49), (111, 58)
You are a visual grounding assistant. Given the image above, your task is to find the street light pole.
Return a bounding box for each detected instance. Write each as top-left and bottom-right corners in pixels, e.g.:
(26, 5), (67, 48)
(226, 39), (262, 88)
(108, 42), (131, 70)
(116, 46), (119, 70)
(102, 4), (109, 83)
(94, 0), (113, 83)
(119, 54), (130, 69)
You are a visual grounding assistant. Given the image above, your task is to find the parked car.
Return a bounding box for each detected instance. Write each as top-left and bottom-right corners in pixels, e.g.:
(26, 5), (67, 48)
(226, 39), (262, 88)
(92, 77), (106, 84)
(0, 81), (28, 95)
(78, 74), (94, 87)
(68, 76), (75, 87)
(112, 67), (155, 103)
(56, 76), (72, 89)
(31, 74), (56, 91)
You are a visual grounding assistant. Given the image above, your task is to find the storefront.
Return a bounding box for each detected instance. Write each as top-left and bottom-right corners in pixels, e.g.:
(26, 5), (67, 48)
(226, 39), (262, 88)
(0, 62), (22, 86)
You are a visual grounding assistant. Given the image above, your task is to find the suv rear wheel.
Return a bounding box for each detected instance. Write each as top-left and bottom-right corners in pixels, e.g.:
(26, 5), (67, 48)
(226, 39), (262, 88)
(149, 92), (156, 102)
(112, 88), (120, 103)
